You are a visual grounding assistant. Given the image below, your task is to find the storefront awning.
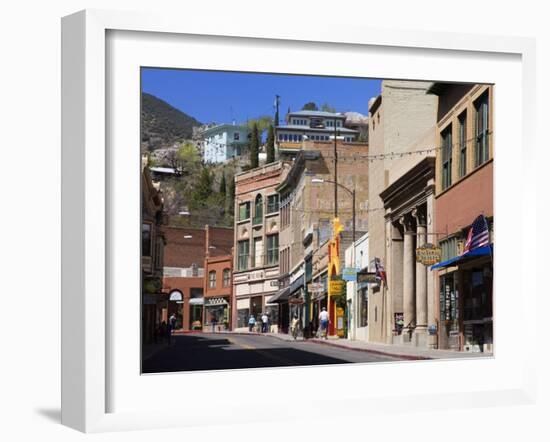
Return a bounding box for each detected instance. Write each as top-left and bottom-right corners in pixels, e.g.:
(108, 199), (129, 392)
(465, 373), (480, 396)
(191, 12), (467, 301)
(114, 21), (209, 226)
(189, 297), (204, 305)
(431, 245), (493, 270)
(269, 286), (290, 303)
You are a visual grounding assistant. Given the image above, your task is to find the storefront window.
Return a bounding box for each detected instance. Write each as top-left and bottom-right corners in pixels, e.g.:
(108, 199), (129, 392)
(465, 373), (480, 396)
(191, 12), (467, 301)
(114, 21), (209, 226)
(359, 288), (368, 327)
(237, 308), (249, 328)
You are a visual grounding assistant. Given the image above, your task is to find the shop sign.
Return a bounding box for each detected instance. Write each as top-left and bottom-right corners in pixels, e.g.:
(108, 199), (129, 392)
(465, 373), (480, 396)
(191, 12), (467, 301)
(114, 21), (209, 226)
(329, 280), (345, 296)
(342, 267), (358, 282)
(205, 297), (228, 306)
(308, 282), (324, 293)
(415, 243), (442, 266)
(289, 298), (304, 305)
(357, 272), (379, 285)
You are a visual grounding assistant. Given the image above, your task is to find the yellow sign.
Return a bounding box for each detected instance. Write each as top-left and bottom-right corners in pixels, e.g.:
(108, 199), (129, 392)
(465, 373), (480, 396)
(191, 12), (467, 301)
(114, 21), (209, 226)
(329, 280), (345, 296)
(416, 243), (442, 266)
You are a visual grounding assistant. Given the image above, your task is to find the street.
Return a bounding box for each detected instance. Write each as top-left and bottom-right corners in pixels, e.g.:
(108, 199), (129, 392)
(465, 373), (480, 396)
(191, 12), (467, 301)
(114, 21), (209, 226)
(142, 333), (401, 373)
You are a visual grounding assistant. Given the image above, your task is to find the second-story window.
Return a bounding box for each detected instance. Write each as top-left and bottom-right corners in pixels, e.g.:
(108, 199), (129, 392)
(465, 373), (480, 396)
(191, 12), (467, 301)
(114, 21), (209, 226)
(441, 126), (453, 190)
(267, 194), (279, 214)
(254, 194), (263, 225)
(237, 240), (249, 271)
(239, 202), (250, 221)
(267, 234), (279, 265)
(475, 91), (490, 167)
(209, 270), (216, 289)
(234, 132), (240, 141)
(142, 223), (152, 256)
(223, 268), (231, 287)
(459, 112), (467, 178)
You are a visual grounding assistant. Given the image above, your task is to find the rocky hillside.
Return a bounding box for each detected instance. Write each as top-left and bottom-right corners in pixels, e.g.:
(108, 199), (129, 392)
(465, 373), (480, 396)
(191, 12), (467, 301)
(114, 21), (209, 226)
(141, 93), (202, 151)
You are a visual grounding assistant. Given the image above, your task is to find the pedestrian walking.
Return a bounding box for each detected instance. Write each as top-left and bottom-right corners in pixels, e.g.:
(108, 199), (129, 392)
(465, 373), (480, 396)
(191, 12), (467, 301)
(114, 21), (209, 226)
(169, 313), (177, 332)
(261, 312), (269, 333)
(211, 314), (218, 333)
(248, 315), (256, 332)
(319, 307), (329, 339)
(290, 314), (300, 340)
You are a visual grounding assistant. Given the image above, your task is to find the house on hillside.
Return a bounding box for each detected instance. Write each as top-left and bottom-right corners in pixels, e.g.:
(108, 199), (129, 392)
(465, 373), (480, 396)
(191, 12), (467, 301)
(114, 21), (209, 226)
(202, 124), (250, 163)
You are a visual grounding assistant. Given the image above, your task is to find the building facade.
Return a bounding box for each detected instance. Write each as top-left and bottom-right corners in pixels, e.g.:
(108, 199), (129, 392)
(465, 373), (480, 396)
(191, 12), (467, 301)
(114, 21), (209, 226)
(202, 124), (250, 164)
(232, 162), (289, 331)
(275, 110), (359, 158)
(272, 140), (369, 338)
(367, 80), (438, 345)
(428, 83), (494, 353)
(203, 254), (233, 332)
(344, 232), (370, 341)
(162, 225), (233, 332)
(141, 156), (166, 344)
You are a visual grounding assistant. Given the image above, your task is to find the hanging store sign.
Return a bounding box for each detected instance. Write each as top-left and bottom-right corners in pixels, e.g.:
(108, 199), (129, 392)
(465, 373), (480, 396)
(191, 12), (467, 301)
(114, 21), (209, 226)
(416, 243), (442, 266)
(329, 280), (345, 296)
(308, 282), (324, 293)
(357, 272), (379, 284)
(204, 297), (228, 306)
(342, 267), (358, 282)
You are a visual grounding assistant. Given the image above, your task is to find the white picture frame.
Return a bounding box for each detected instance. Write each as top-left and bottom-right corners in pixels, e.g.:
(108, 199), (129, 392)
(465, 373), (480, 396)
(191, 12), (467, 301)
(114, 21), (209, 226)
(61, 9), (537, 433)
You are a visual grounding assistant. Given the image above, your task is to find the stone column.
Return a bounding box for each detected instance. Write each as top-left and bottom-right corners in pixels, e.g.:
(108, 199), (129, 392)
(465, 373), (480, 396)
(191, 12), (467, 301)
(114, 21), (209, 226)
(400, 214), (415, 342)
(426, 187), (438, 348)
(413, 207), (428, 347)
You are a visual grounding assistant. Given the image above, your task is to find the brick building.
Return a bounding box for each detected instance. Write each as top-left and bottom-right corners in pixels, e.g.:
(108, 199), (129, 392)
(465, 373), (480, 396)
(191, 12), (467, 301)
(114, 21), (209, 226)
(162, 225), (233, 331)
(233, 161), (290, 331)
(203, 254), (233, 331)
(428, 83), (494, 353)
(271, 140), (368, 337)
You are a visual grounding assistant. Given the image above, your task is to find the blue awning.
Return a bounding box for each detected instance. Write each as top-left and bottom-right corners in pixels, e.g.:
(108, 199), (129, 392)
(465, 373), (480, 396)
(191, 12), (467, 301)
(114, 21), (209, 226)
(431, 245), (493, 270)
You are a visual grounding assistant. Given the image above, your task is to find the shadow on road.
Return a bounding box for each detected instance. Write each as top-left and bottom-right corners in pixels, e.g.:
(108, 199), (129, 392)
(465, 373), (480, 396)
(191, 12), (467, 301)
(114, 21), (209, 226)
(142, 334), (349, 373)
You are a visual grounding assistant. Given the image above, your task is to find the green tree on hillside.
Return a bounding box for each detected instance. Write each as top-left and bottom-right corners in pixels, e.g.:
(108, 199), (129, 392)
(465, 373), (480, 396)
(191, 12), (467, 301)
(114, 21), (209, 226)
(302, 102), (318, 111)
(249, 123), (260, 169)
(219, 171), (227, 197)
(266, 124), (275, 164)
(320, 103), (337, 113)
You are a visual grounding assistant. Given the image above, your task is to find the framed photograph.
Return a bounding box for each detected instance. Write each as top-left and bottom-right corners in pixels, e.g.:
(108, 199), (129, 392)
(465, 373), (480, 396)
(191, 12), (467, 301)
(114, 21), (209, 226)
(61, 9), (537, 433)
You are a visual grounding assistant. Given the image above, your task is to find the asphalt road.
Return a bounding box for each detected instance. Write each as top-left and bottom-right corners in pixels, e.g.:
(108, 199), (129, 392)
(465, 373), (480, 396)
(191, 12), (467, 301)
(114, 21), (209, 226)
(142, 333), (401, 373)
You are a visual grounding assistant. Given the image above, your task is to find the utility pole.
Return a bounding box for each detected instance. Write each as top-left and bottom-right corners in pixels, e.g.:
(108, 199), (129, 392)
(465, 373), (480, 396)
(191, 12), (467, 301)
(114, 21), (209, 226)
(334, 118), (338, 218)
(274, 95), (280, 126)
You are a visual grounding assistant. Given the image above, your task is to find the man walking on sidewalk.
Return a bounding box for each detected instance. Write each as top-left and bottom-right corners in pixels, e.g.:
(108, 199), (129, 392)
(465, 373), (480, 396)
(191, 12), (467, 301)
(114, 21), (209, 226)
(319, 307), (329, 339)
(261, 312), (269, 333)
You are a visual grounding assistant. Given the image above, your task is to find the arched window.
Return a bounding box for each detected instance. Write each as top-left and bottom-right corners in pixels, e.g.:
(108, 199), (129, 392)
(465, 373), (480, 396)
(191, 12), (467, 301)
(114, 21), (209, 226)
(254, 194), (263, 225)
(223, 268), (231, 287)
(209, 270), (216, 288)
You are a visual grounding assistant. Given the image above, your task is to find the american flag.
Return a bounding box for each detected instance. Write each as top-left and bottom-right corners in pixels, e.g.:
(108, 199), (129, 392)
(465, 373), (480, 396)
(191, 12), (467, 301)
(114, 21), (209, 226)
(374, 258), (386, 284)
(463, 215), (490, 254)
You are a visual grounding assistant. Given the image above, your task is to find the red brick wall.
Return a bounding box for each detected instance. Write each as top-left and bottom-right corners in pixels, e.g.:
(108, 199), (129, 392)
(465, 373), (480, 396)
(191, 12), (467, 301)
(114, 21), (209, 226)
(435, 160), (493, 235)
(163, 276), (204, 330)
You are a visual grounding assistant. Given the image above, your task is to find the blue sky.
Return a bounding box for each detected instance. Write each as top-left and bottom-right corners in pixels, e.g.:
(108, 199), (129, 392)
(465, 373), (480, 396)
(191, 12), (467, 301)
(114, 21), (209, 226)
(141, 68), (382, 125)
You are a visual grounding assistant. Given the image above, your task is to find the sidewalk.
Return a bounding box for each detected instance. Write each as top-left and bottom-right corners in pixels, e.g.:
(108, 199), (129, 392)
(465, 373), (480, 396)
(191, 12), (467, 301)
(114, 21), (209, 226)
(263, 332), (493, 361)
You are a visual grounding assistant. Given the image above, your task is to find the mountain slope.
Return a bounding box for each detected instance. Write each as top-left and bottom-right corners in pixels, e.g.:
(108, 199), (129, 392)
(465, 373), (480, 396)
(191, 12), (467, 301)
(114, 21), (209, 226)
(141, 92), (202, 151)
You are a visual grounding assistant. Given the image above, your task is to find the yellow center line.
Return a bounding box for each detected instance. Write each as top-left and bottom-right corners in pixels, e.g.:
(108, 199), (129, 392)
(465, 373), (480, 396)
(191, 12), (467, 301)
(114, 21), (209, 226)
(227, 337), (296, 365)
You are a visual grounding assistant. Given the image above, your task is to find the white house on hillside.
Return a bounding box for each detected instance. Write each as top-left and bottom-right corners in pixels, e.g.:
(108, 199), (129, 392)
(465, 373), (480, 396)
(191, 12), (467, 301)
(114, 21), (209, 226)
(202, 124), (250, 164)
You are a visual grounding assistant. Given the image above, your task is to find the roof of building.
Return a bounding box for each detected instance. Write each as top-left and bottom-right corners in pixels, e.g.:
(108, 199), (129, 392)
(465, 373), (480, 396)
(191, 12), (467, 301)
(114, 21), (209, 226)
(287, 110), (346, 118)
(149, 166), (179, 174)
(202, 124), (249, 137)
(275, 125), (358, 134)
(163, 226), (234, 268)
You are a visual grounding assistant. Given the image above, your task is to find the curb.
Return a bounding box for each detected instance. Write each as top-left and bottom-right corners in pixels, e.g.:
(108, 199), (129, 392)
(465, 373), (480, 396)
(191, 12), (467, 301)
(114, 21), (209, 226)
(307, 338), (432, 361)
